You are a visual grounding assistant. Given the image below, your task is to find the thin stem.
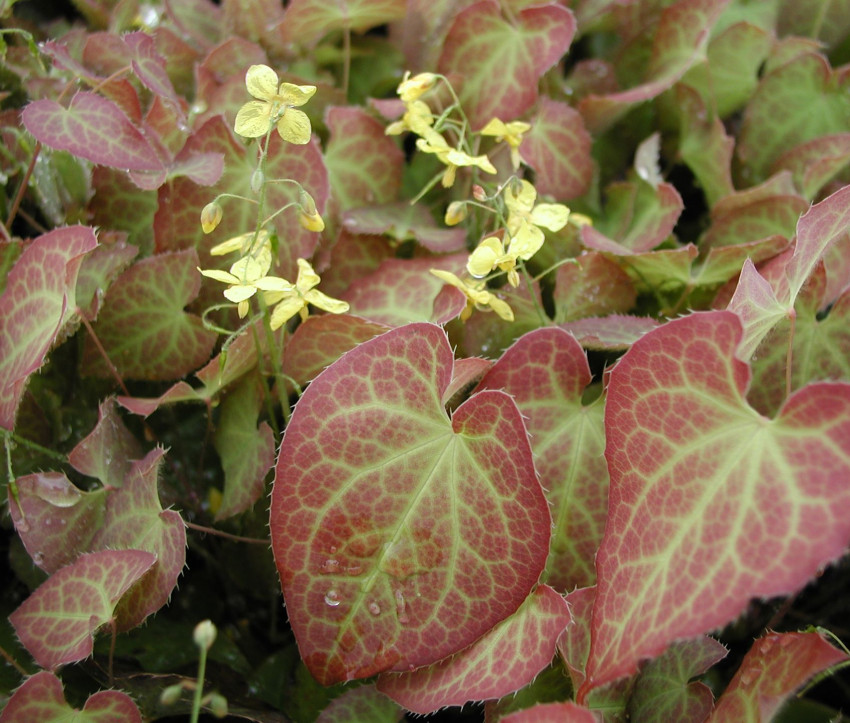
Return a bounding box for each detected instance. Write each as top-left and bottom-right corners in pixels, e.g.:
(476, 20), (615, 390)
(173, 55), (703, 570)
(5, 141), (40, 232)
(79, 312), (131, 396)
(2, 429), (67, 465)
(189, 646), (207, 723)
(185, 521), (269, 545)
(522, 264), (549, 326)
(107, 618), (117, 687)
(0, 643), (28, 677)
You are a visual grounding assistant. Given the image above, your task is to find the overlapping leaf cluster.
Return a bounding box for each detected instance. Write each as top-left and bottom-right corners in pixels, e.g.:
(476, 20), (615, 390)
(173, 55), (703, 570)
(2, 0), (850, 720)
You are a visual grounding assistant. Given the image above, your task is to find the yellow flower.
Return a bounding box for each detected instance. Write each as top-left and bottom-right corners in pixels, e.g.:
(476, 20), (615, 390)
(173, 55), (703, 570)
(502, 179), (569, 260)
(430, 268), (514, 322)
(234, 64), (316, 144)
(385, 100), (434, 137)
(200, 239), (284, 318)
(297, 190), (324, 232)
(466, 233), (540, 288)
(397, 71), (438, 102)
(415, 131), (497, 187)
(265, 258), (349, 330)
(480, 118), (531, 170)
(444, 201), (467, 226)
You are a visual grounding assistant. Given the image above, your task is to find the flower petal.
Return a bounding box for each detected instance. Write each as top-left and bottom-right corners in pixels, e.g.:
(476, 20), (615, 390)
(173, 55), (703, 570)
(223, 285), (258, 303)
(486, 294), (514, 321)
(200, 268), (239, 284)
(245, 65), (280, 100)
(304, 289), (350, 315)
(277, 83), (317, 107)
(467, 237), (504, 278)
(507, 220), (545, 260)
(235, 101), (272, 138)
(504, 179), (537, 216)
(530, 203), (570, 232)
(254, 276), (293, 292)
(295, 258), (321, 292)
(270, 296), (306, 330)
(277, 108), (312, 145)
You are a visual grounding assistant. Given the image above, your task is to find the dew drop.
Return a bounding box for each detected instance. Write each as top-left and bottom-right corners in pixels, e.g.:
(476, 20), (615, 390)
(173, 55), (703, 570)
(394, 589), (409, 624)
(324, 589), (341, 607)
(368, 601), (381, 616)
(321, 559), (340, 574)
(32, 551), (45, 566)
(15, 519), (31, 534)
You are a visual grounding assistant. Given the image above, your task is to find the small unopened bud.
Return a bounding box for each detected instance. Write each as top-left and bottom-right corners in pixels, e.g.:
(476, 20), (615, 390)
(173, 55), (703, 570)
(193, 620), (217, 651)
(298, 190), (324, 231)
(200, 202), (223, 234)
(472, 185), (486, 202)
(250, 168), (264, 194)
(397, 71), (438, 102)
(299, 189), (318, 215)
(569, 212), (593, 227)
(160, 684), (184, 706)
(209, 693), (228, 718)
(444, 201), (467, 226)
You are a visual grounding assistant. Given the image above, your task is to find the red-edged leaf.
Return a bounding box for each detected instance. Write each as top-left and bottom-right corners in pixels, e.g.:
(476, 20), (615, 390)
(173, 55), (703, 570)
(553, 253), (636, 324)
(68, 397), (144, 485)
(315, 685), (404, 723)
(213, 378), (275, 520)
(628, 637), (728, 722)
(340, 255), (468, 326)
(278, 0), (407, 46)
(377, 585), (569, 713)
(282, 314), (390, 390)
(222, 0), (286, 55)
(0, 671), (142, 723)
(91, 448), (186, 629)
(270, 323), (551, 684)
(81, 249), (217, 381)
(438, 1), (576, 129)
(476, 329), (607, 590)
(343, 204), (467, 254)
(772, 133), (850, 201)
(579, 0), (731, 133)
(9, 549), (156, 670)
(75, 238), (139, 321)
(521, 98), (594, 201)
(116, 383), (201, 417)
(558, 586), (595, 692)
(710, 632), (848, 722)
(0, 226), (98, 430)
(501, 701), (601, 723)
(325, 106), (404, 212)
(559, 315), (660, 351)
(22, 93), (164, 172)
(89, 167), (158, 252)
(8, 473), (107, 574)
(692, 235), (790, 290)
(582, 311), (850, 693)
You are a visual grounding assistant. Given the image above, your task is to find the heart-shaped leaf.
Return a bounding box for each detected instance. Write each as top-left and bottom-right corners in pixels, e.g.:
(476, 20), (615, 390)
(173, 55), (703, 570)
(582, 311), (850, 693)
(22, 92), (164, 172)
(0, 671), (142, 723)
(438, 0), (576, 129)
(270, 323), (551, 684)
(10, 549), (156, 670)
(278, 0), (406, 47)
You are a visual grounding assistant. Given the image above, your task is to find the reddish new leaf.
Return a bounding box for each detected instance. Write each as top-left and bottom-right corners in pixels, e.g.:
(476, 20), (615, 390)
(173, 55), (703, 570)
(582, 311), (850, 693)
(68, 397), (144, 485)
(476, 328), (607, 590)
(9, 549), (156, 670)
(377, 585), (569, 714)
(74, 237), (139, 321)
(8, 473), (107, 574)
(552, 253), (636, 325)
(710, 632), (848, 722)
(521, 98), (594, 201)
(502, 702), (601, 723)
(771, 133), (850, 200)
(124, 31), (186, 124)
(343, 204), (467, 254)
(0, 226), (98, 429)
(81, 249), (217, 381)
(91, 448), (186, 629)
(22, 92), (164, 172)
(325, 106), (404, 212)
(0, 671), (142, 723)
(316, 685), (404, 723)
(438, 1), (576, 129)
(559, 315), (660, 352)
(270, 323), (551, 684)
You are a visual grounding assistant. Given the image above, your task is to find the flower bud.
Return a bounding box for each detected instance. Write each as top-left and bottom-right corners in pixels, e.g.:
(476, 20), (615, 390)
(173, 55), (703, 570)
(472, 185), (486, 202)
(160, 684), (184, 706)
(444, 201), (467, 226)
(397, 71), (438, 102)
(209, 693), (228, 718)
(250, 168), (264, 194)
(299, 211), (325, 232)
(193, 620), (217, 651)
(200, 202), (223, 234)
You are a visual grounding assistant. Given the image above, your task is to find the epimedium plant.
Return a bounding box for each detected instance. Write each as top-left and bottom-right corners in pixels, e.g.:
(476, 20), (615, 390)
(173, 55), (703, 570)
(2, 0), (850, 721)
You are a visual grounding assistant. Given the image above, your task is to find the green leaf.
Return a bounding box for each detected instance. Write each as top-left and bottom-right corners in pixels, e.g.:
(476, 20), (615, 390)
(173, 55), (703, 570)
(81, 249), (217, 381)
(278, 0), (407, 47)
(270, 323), (551, 684)
(316, 685), (404, 723)
(213, 377), (275, 520)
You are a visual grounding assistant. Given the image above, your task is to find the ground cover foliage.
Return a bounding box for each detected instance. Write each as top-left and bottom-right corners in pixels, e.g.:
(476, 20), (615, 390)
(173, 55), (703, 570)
(1, 0), (850, 720)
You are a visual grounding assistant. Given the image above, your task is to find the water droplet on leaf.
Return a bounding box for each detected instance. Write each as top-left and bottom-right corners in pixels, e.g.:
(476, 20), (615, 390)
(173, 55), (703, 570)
(368, 601), (381, 616)
(324, 589), (341, 607)
(321, 559), (340, 574)
(394, 589), (408, 624)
